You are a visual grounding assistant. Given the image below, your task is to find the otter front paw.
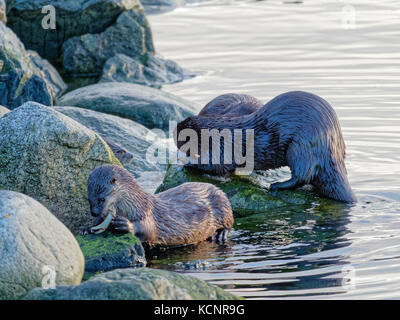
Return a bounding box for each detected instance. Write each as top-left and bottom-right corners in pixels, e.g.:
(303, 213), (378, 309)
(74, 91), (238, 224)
(111, 216), (135, 234)
(81, 227), (94, 236)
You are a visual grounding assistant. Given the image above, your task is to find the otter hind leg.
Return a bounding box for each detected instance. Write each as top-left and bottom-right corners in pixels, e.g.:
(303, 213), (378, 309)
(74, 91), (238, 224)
(211, 228), (229, 244)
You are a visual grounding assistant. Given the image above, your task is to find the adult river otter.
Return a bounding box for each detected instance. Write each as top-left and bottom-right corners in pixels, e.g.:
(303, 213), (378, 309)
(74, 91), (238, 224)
(83, 164), (234, 246)
(175, 91), (357, 203)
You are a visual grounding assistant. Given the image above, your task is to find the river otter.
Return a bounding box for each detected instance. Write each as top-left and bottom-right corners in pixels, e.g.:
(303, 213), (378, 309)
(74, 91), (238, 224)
(175, 91), (357, 203)
(102, 137), (134, 166)
(83, 164), (234, 246)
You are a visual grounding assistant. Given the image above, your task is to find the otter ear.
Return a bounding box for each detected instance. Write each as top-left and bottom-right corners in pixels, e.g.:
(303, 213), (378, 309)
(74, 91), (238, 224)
(110, 178), (118, 185)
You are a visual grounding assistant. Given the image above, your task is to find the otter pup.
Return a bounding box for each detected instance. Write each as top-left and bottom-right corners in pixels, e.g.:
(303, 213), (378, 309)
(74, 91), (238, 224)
(176, 91), (357, 203)
(83, 164), (234, 246)
(102, 138), (134, 166)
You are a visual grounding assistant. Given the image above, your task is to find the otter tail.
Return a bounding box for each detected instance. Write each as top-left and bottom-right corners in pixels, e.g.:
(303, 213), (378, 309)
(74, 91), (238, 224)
(313, 163), (357, 203)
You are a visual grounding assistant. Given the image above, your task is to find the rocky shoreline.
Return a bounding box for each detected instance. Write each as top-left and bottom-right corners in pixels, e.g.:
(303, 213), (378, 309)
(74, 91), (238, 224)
(0, 0), (336, 301)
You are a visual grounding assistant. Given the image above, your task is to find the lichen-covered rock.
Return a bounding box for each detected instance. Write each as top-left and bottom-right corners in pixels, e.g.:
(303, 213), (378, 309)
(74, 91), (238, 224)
(5, 0), (141, 62)
(0, 105), (9, 117)
(0, 190), (84, 300)
(57, 82), (197, 130)
(0, 0), (6, 24)
(101, 53), (193, 87)
(62, 8), (154, 76)
(76, 231), (146, 280)
(23, 268), (242, 300)
(27, 50), (67, 99)
(0, 101), (122, 234)
(0, 22), (53, 109)
(156, 165), (337, 216)
(54, 106), (167, 191)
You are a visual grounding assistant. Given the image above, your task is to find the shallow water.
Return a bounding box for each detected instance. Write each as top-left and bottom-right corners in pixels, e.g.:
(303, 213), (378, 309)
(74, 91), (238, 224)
(146, 0), (400, 299)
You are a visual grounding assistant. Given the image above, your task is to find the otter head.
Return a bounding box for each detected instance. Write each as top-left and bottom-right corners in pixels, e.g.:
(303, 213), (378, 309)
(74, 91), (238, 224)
(87, 164), (132, 220)
(114, 147), (134, 166)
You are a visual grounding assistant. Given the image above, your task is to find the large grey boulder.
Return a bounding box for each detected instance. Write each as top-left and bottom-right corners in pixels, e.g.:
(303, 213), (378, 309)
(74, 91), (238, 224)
(27, 50), (67, 99)
(101, 53), (193, 87)
(0, 190), (84, 300)
(62, 8), (154, 76)
(57, 82), (197, 130)
(0, 22), (53, 109)
(23, 268), (242, 300)
(0, 0), (6, 24)
(0, 105), (9, 117)
(54, 106), (167, 184)
(0, 101), (122, 234)
(5, 0), (141, 62)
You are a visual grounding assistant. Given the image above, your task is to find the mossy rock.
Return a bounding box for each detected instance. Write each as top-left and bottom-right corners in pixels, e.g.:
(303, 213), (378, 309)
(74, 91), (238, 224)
(76, 231), (146, 280)
(156, 164), (338, 217)
(23, 268), (242, 300)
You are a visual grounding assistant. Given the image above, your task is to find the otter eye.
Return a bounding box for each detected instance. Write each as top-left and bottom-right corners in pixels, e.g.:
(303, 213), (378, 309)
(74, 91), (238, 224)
(98, 198), (105, 205)
(117, 150), (126, 155)
(111, 178), (117, 185)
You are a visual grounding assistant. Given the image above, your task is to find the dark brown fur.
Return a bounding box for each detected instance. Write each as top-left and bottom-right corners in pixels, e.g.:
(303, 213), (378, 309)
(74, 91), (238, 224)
(87, 165), (234, 246)
(176, 91), (357, 203)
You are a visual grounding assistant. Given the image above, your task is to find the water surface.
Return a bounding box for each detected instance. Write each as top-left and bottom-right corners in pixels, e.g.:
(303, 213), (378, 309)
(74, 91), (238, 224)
(147, 0), (400, 299)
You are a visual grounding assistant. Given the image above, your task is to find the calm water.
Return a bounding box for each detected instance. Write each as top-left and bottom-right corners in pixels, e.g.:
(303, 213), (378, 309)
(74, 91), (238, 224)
(146, 0), (400, 299)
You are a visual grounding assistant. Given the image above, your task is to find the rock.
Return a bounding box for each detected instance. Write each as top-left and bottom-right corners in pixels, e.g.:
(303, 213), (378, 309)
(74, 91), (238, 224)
(0, 0), (6, 24)
(57, 82), (197, 130)
(0, 101), (122, 234)
(0, 190), (84, 300)
(76, 231), (146, 280)
(101, 53), (193, 87)
(27, 50), (67, 99)
(54, 106), (167, 185)
(141, 0), (181, 14)
(156, 165), (337, 217)
(62, 7), (154, 76)
(0, 22), (54, 109)
(23, 268), (242, 300)
(5, 0), (141, 62)
(0, 105), (9, 117)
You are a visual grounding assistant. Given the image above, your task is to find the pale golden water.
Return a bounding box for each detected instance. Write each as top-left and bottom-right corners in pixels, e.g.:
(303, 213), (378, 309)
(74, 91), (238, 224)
(146, 0), (400, 299)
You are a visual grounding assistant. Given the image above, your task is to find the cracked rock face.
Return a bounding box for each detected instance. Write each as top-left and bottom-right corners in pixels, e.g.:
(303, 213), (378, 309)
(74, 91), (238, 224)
(5, 0), (141, 62)
(0, 101), (122, 234)
(0, 190), (85, 300)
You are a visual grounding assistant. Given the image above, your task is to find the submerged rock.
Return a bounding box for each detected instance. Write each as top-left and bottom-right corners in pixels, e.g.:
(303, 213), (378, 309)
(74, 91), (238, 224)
(0, 23), (54, 109)
(5, 0), (140, 62)
(101, 53), (193, 87)
(23, 268), (242, 300)
(141, 0), (182, 14)
(76, 231), (146, 280)
(0, 190), (84, 300)
(54, 106), (167, 181)
(57, 82), (197, 130)
(0, 101), (122, 234)
(156, 165), (337, 216)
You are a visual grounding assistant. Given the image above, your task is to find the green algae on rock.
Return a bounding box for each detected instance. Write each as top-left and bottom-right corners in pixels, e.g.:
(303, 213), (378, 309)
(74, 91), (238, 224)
(156, 165), (338, 216)
(0, 102), (122, 234)
(23, 268), (242, 300)
(76, 231), (146, 280)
